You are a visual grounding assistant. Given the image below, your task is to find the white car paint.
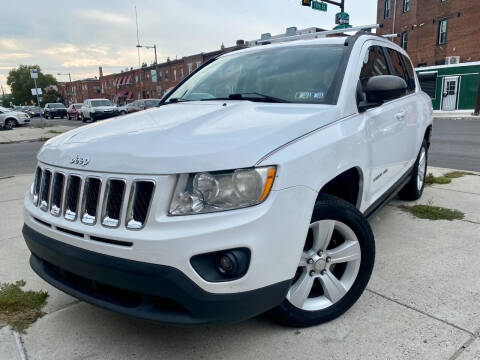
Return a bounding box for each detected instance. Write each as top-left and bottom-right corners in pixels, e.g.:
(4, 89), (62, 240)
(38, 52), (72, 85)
(0, 106), (30, 127)
(24, 35), (433, 296)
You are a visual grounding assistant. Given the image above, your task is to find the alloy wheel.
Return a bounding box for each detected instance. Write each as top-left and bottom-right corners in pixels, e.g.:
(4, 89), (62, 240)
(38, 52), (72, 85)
(417, 147), (427, 190)
(5, 119), (15, 130)
(287, 220), (361, 311)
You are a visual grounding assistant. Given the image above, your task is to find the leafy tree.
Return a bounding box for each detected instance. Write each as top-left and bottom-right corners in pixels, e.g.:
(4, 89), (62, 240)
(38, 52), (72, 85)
(6, 65), (57, 106)
(41, 89), (62, 106)
(0, 94), (15, 107)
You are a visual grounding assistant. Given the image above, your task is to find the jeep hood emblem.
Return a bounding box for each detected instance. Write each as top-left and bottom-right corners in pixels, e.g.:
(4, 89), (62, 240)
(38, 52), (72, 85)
(70, 155), (90, 167)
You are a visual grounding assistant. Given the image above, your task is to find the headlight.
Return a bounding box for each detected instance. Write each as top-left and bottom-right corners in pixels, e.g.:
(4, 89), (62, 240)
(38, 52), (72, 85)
(169, 166), (276, 215)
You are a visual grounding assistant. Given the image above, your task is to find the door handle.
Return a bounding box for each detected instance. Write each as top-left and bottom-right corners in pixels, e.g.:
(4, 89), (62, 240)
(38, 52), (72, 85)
(395, 111), (406, 120)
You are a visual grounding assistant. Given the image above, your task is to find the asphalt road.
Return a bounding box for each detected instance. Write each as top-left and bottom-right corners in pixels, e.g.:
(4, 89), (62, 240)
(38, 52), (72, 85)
(429, 118), (480, 172)
(0, 118), (479, 177)
(29, 116), (82, 127)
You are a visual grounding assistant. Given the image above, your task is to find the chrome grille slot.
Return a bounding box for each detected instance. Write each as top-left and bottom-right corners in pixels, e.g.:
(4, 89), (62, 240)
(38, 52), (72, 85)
(33, 167), (42, 206)
(81, 177), (102, 225)
(126, 181), (155, 230)
(64, 175), (81, 221)
(39, 170), (52, 211)
(50, 173), (65, 216)
(101, 179), (126, 228)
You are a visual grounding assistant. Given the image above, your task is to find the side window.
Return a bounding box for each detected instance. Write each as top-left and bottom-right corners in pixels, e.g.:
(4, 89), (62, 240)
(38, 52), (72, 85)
(387, 49), (409, 86)
(401, 54), (416, 91)
(359, 46), (389, 91)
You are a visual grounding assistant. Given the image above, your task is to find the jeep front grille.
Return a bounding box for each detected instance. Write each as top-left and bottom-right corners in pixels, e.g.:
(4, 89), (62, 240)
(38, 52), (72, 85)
(50, 173), (65, 216)
(81, 177), (101, 225)
(32, 166), (156, 231)
(126, 181), (155, 230)
(101, 179), (126, 228)
(64, 175), (81, 221)
(39, 170), (52, 211)
(33, 167), (42, 205)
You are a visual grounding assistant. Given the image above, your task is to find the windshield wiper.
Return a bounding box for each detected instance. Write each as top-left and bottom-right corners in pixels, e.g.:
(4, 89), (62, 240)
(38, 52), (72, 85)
(200, 92), (289, 103)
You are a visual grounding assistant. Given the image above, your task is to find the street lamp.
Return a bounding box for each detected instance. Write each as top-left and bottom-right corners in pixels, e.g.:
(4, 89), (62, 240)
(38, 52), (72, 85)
(57, 72), (75, 104)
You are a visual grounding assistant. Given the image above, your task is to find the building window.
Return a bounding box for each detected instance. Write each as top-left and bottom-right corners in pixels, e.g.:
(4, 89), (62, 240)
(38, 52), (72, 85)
(158, 71), (162, 82)
(188, 63), (193, 74)
(180, 68), (184, 79)
(165, 70), (169, 81)
(438, 19), (448, 44)
(196, 61), (202, 69)
(401, 32), (408, 50)
(402, 0), (410, 12)
(384, 0), (390, 19)
(173, 69), (177, 81)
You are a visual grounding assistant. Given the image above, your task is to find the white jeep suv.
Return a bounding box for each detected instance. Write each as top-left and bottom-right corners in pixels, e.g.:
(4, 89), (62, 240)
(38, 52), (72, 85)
(23, 33), (432, 327)
(81, 98), (119, 122)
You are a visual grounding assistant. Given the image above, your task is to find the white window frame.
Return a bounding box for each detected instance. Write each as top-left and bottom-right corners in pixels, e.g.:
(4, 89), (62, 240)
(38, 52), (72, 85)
(438, 19), (448, 45)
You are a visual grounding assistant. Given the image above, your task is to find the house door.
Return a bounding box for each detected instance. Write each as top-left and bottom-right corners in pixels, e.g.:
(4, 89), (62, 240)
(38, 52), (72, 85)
(441, 76), (459, 111)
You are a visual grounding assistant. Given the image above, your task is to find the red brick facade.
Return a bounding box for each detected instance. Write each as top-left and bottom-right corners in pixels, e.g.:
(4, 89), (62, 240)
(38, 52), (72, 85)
(99, 43), (246, 105)
(58, 79), (100, 105)
(377, 0), (480, 67)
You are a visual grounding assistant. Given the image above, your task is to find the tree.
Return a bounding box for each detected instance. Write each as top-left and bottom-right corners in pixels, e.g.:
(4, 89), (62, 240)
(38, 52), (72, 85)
(0, 94), (15, 107)
(6, 65), (57, 106)
(41, 89), (62, 106)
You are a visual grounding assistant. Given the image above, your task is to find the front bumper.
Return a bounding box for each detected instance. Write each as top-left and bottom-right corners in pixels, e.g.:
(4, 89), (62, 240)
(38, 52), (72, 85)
(92, 111), (119, 120)
(23, 224), (290, 324)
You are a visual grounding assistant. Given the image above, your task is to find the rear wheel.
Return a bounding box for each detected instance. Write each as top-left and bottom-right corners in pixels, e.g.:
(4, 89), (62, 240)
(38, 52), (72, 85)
(398, 139), (428, 201)
(269, 194), (375, 327)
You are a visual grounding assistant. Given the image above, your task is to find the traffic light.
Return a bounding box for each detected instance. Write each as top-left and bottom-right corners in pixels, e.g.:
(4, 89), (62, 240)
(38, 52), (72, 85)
(302, 0), (312, 6)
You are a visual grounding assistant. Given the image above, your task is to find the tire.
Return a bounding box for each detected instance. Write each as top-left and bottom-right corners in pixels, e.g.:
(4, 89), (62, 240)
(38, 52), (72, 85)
(4, 118), (16, 130)
(121, 111), (126, 115)
(81, 114), (86, 123)
(268, 193), (375, 328)
(398, 139), (428, 201)
(68, 115), (71, 120)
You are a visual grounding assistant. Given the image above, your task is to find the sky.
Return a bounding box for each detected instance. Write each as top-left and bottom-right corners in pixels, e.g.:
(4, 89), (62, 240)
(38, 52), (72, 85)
(0, 0), (377, 93)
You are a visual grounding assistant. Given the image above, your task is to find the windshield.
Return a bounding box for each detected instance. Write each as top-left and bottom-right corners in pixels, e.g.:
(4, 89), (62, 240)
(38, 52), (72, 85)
(145, 99), (160, 107)
(74, 104), (83, 108)
(49, 103), (66, 108)
(91, 100), (113, 107)
(167, 45), (346, 104)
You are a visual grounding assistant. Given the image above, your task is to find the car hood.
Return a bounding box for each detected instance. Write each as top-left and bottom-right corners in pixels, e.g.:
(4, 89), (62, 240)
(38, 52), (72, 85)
(38, 101), (339, 174)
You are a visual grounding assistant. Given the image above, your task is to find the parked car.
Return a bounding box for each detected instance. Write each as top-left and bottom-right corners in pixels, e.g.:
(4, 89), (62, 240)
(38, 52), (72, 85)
(81, 98), (119, 122)
(120, 99), (161, 115)
(23, 32), (432, 327)
(66, 103), (83, 120)
(26, 106), (42, 117)
(0, 106), (30, 129)
(43, 103), (67, 119)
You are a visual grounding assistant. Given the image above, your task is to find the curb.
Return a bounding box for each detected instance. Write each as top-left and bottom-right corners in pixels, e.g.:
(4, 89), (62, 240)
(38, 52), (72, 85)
(0, 138), (50, 145)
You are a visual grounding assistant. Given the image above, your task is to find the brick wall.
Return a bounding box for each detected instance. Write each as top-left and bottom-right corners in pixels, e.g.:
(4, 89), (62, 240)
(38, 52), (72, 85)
(377, 0), (480, 66)
(58, 79), (100, 105)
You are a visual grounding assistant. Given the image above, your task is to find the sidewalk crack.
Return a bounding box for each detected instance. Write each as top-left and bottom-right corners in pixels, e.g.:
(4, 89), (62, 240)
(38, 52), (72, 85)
(366, 288), (474, 336)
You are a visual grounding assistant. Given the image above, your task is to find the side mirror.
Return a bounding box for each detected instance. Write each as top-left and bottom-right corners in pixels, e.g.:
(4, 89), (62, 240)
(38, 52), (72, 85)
(358, 75), (407, 112)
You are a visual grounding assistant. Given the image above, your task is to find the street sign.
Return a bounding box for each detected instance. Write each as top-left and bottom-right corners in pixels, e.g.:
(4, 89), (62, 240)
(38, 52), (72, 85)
(30, 69), (38, 79)
(312, 1), (327, 11)
(335, 12), (350, 25)
(31, 88), (42, 96)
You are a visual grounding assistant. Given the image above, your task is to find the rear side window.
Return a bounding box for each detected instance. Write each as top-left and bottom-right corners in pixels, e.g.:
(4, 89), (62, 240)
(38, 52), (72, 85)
(401, 54), (416, 91)
(359, 46), (389, 91)
(386, 49), (414, 93)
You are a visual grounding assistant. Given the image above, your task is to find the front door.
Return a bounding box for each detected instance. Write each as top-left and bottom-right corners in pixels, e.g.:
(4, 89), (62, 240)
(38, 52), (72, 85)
(441, 76), (459, 111)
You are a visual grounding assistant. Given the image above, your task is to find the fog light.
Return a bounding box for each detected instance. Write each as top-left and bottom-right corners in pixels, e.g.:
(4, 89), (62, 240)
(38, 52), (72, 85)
(217, 253), (237, 276)
(219, 254), (234, 272)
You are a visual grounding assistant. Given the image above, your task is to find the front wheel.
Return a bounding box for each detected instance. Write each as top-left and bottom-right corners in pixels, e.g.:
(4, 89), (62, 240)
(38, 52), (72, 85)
(398, 139), (428, 201)
(269, 194), (375, 327)
(4, 118), (16, 130)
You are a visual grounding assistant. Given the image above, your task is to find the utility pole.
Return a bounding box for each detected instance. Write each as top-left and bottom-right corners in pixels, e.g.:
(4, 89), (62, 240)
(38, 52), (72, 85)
(58, 72), (73, 104)
(135, 5), (141, 68)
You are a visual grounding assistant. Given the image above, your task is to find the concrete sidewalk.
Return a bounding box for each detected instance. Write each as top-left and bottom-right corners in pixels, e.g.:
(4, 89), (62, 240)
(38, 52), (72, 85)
(0, 167), (479, 360)
(0, 125), (75, 144)
(433, 110), (480, 121)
